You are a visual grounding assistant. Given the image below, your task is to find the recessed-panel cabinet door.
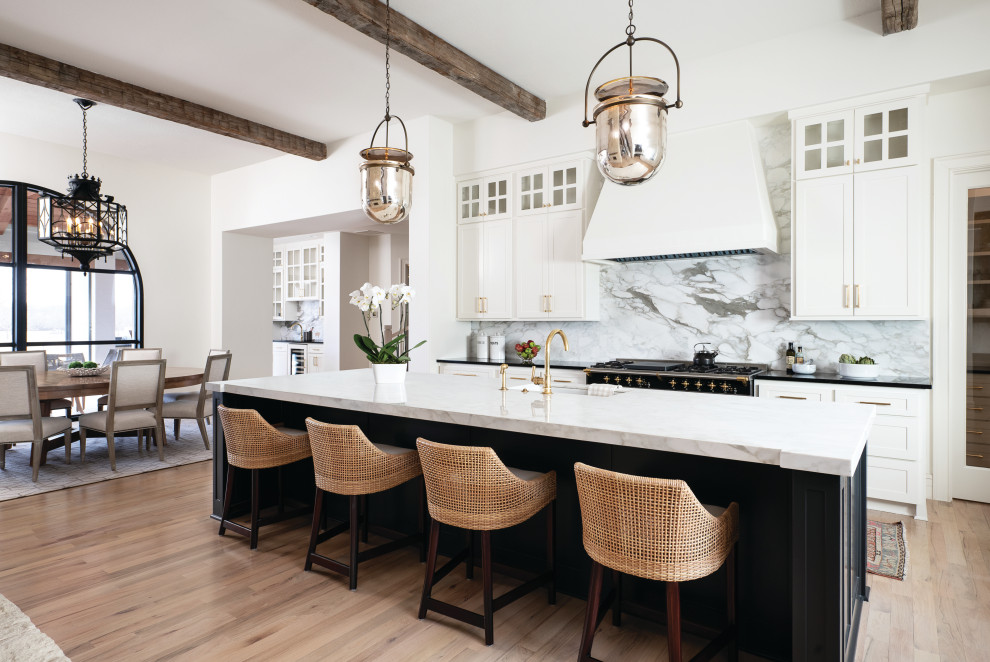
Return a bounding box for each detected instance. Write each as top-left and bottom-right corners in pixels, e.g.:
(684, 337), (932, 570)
(795, 112), (854, 180)
(482, 219), (513, 319)
(793, 176), (854, 317)
(514, 215), (548, 318)
(456, 224), (484, 319)
(547, 210), (585, 318)
(853, 166), (921, 317)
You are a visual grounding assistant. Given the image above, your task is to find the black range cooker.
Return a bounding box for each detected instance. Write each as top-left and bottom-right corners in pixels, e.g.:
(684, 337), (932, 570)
(585, 359), (766, 396)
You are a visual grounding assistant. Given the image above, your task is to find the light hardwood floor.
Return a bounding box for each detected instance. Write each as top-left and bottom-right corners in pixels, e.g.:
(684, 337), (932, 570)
(0, 461), (987, 661)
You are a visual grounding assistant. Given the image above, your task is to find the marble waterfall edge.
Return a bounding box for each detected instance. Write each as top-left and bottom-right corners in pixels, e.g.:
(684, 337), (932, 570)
(473, 122), (929, 378)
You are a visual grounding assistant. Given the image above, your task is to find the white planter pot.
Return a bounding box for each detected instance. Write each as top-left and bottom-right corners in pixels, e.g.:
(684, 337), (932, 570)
(372, 363), (407, 384)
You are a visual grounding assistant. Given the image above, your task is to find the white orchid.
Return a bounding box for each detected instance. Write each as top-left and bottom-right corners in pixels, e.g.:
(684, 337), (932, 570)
(350, 281), (426, 365)
(387, 283), (415, 307)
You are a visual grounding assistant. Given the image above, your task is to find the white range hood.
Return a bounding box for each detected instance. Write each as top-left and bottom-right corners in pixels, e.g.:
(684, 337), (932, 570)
(582, 121), (778, 262)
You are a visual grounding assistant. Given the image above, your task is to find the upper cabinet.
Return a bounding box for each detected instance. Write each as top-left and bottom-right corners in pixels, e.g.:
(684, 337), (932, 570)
(458, 174), (512, 223)
(272, 248), (285, 321)
(456, 155), (601, 321)
(285, 240), (321, 301)
(795, 111), (854, 179)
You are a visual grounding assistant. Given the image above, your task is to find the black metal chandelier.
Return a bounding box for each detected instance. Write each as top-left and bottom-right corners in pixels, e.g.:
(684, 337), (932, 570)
(38, 98), (128, 270)
(582, 0), (683, 185)
(359, 0), (414, 225)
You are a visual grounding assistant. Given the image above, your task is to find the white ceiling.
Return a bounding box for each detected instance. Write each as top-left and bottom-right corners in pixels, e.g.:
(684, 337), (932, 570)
(0, 0), (879, 175)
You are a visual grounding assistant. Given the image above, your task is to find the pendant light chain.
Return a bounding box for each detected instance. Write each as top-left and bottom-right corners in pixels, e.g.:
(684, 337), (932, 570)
(626, 0), (636, 37)
(81, 103), (89, 178)
(384, 0), (391, 121)
(626, 0), (635, 78)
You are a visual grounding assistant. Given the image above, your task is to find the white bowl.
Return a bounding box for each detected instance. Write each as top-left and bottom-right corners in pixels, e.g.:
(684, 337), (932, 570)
(837, 363), (879, 379)
(791, 363), (817, 374)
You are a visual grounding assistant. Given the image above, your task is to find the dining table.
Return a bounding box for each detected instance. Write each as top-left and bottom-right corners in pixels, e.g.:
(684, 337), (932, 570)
(30, 366), (205, 464)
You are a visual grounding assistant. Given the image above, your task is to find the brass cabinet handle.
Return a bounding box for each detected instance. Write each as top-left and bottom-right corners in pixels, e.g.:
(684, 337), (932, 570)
(779, 395), (807, 400)
(969, 407), (984, 411)
(967, 430), (984, 435)
(845, 160), (850, 166)
(854, 284), (861, 308)
(453, 372), (477, 377)
(858, 401), (891, 406)
(968, 454), (985, 459)
(855, 158), (861, 164)
(844, 285), (851, 308)
(509, 376), (527, 380)
(553, 379), (573, 383)
(969, 385), (984, 390)
(548, 294), (552, 313)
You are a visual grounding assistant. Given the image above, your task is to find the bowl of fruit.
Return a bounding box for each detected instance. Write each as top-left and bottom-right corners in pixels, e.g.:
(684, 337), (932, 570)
(65, 361), (109, 377)
(514, 340), (542, 364)
(837, 354), (879, 379)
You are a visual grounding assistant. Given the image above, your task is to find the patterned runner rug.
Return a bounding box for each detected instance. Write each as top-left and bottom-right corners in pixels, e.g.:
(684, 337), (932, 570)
(0, 593), (70, 661)
(866, 519), (907, 580)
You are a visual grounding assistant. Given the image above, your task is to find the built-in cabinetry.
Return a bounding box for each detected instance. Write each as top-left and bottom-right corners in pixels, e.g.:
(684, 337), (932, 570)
(756, 379), (929, 519)
(272, 342), (328, 376)
(437, 362), (588, 387)
(272, 249), (285, 320)
(273, 239), (324, 321)
(456, 154), (601, 322)
(789, 87), (928, 320)
(272, 342), (288, 376)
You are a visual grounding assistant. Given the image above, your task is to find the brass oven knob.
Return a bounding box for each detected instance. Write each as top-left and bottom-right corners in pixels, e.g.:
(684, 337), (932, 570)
(708, 381), (716, 391)
(694, 381), (703, 389)
(721, 383), (730, 392)
(669, 379), (676, 388)
(681, 380), (689, 389)
(626, 376), (633, 385)
(635, 377), (644, 386)
(604, 375), (611, 383)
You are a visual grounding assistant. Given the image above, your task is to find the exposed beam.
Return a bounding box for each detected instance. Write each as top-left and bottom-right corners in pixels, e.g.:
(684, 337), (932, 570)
(0, 43), (327, 161)
(881, 0), (918, 35)
(302, 0), (546, 122)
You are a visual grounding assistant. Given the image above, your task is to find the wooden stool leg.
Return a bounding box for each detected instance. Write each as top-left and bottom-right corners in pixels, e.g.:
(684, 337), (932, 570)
(727, 545), (738, 662)
(418, 477), (427, 563)
(466, 530), (475, 580)
(482, 530), (494, 646)
(250, 468), (260, 550)
(612, 570), (622, 627)
(349, 494), (360, 590)
(304, 488), (324, 571)
(360, 494), (369, 543)
(666, 582), (682, 662)
(277, 466), (285, 516)
(219, 465), (235, 536)
(418, 520), (441, 619)
(578, 560), (605, 662)
(547, 500), (556, 605)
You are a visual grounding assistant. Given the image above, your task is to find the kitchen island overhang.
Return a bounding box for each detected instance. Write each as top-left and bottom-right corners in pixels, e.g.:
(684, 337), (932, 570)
(208, 370), (874, 661)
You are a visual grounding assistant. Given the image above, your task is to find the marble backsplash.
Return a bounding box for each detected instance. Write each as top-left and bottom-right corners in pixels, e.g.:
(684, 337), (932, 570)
(273, 300), (324, 341)
(472, 122), (931, 377)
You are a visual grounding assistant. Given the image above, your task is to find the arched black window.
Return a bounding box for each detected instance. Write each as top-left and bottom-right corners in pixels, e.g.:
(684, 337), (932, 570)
(0, 181), (144, 365)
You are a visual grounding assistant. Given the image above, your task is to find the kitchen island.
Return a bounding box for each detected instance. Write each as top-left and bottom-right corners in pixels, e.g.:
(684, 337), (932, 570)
(208, 370), (874, 662)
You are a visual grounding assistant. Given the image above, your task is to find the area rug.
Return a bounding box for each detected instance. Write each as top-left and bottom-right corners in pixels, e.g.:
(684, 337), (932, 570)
(866, 519), (907, 580)
(0, 593), (70, 662)
(0, 420), (212, 502)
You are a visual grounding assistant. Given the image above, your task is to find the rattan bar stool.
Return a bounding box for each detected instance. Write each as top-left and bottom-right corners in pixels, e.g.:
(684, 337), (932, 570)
(574, 462), (740, 662)
(303, 417), (425, 590)
(416, 438), (556, 646)
(216, 405), (312, 550)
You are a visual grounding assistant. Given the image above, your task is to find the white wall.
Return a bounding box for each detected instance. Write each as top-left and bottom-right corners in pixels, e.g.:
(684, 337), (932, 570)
(338, 232), (371, 370)
(928, 84), (990, 158)
(220, 231), (271, 379)
(0, 131), (212, 368)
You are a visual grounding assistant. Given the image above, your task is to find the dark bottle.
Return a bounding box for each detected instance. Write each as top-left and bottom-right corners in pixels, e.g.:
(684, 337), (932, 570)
(786, 342), (796, 374)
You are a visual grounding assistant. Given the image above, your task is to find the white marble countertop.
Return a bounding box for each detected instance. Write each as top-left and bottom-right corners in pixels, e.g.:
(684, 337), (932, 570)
(208, 370), (876, 477)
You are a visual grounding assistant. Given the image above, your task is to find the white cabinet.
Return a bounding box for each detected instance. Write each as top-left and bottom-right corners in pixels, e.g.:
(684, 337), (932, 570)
(514, 210), (596, 319)
(515, 160), (583, 216)
(272, 343), (289, 376)
(272, 249), (285, 321)
(458, 175), (512, 223)
(853, 98), (921, 172)
(795, 111), (854, 180)
(504, 365), (587, 386)
(792, 166), (922, 319)
(755, 379), (929, 519)
(437, 363), (500, 379)
(307, 345), (326, 373)
(457, 220), (513, 320)
(284, 241), (321, 301)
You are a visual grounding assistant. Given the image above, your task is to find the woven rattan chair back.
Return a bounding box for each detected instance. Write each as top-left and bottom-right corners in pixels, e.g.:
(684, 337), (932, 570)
(416, 438), (556, 531)
(118, 347), (163, 361)
(0, 366), (40, 436)
(305, 418), (422, 495)
(0, 350), (47, 374)
(217, 405), (311, 470)
(574, 462), (739, 583)
(197, 352), (231, 417)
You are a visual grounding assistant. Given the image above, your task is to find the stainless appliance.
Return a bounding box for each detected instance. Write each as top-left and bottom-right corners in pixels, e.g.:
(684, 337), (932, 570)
(585, 358), (766, 396)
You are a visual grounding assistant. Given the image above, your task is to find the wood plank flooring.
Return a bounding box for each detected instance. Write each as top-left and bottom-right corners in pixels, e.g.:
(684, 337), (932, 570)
(0, 461), (987, 661)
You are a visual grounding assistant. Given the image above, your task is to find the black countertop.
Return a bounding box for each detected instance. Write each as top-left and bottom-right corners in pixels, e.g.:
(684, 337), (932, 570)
(438, 356), (592, 370)
(757, 370), (931, 389)
(273, 339), (324, 344)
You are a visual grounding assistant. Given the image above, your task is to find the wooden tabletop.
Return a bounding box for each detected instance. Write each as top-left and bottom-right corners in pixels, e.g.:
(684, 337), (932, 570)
(37, 367), (204, 400)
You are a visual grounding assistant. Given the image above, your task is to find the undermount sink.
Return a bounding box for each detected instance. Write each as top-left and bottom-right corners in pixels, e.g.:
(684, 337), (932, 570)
(507, 383), (625, 395)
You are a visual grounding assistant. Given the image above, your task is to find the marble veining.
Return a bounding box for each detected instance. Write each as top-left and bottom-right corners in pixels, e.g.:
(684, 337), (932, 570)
(472, 122), (930, 378)
(273, 300), (323, 341)
(209, 370), (875, 476)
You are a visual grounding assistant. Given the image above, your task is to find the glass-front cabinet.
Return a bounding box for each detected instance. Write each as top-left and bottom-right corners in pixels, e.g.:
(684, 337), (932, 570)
(458, 175), (511, 222)
(272, 248), (284, 320)
(967, 186), (990, 470)
(795, 111), (853, 179)
(515, 160), (583, 216)
(853, 98), (921, 172)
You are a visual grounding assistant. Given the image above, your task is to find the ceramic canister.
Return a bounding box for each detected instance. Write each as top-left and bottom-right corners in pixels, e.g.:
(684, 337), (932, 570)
(488, 335), (506, 361)
(474, 334), (489, 361)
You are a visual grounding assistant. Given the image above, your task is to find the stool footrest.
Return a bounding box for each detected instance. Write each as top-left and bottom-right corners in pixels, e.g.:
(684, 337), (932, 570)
(688, 624), (736, 662)
(492, 570), (553, 611)
(431, 547), (470, 586)
(421, 598), (485, 628)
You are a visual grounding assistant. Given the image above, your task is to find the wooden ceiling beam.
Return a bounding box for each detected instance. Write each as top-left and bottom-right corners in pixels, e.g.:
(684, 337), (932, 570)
(0, 43), (328, 161)
(302, 0), (546, 122)
(881, 0), (918, 35)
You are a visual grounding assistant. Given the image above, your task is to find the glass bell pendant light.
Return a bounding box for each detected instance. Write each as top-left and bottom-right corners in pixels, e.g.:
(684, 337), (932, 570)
(581, 0), (683, 186)
(38, 98), (128, 270)
(359, 0), (414, 224)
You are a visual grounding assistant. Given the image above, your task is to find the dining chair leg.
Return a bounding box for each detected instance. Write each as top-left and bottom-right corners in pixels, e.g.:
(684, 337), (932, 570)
(30, 441), (42, 482)
(137, 429), (143, 450)
(418, 519), (441, 619)
(79, 428), (87, 462)
(250, 468), (260, 550)
(0, 443), (5, 469)
(482, 530), (494, 646)
(155, 421), (165, 461)
(173, 418), (181, 441)
(219, 465), (236, 536)
(64, 433), (71, 464)
(197, 417), (210, 450)
(304, 488), (324, 571)
(107, 431), (117, 471)
(146, 429), (151, 450)
(578, 560), (605, 662)
(349, 495), (360, 590)
(666, 581), (682, 662)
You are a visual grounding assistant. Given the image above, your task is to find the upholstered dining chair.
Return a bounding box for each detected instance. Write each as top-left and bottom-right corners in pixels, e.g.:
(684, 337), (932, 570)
(162, 351), (231, 448)
(97, 348), (163, 411)
(80, 359), (167, 471)
(0, 351), (74, 417)
(0, 365), (73, 481)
